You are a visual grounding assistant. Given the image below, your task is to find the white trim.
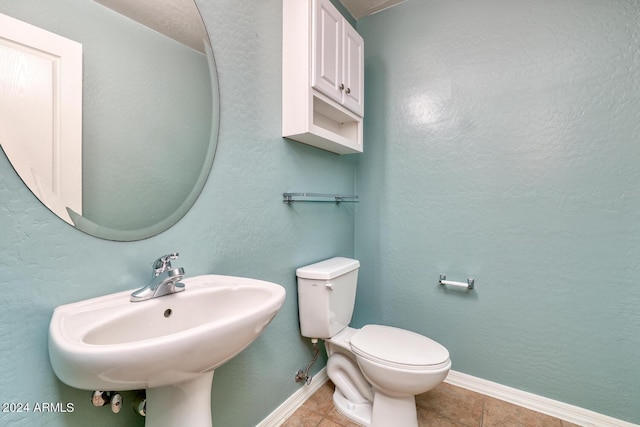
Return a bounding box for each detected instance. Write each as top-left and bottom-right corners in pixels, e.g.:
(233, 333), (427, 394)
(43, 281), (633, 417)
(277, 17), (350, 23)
(256, 368), (329, 427)
(257, 368), (638, 427)
(445, 370), (639, 427)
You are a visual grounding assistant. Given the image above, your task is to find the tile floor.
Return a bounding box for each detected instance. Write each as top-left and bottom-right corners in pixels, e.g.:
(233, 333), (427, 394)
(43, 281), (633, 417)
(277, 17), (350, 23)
(281, 381), (581, 427)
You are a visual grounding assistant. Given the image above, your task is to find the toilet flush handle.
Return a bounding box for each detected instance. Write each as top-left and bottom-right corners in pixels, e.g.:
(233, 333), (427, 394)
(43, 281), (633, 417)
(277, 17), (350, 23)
(326, 283), (334, 290)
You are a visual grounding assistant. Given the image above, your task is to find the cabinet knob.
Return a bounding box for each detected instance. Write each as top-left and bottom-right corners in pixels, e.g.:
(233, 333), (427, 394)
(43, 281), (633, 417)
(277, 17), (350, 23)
(346, 87), (351, 94)
(339, 83), (345, 90)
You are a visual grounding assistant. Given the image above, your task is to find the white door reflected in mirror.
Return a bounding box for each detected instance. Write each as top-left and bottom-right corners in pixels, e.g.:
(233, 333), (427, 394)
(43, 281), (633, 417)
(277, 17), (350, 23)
(0, 13), (82, 225)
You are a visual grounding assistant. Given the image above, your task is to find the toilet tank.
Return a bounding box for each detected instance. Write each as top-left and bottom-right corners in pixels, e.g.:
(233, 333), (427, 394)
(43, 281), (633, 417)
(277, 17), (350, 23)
(296, 257), (360, 339)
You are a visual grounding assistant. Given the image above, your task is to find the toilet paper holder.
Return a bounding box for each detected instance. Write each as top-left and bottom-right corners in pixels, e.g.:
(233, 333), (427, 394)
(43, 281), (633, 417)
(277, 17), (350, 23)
(439, 275), (475, 290)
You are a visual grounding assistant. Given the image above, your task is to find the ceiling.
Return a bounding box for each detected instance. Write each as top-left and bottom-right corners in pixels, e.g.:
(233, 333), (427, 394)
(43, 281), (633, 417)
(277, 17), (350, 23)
(94, 0), (207, 53)
(93, 0), (404, 52)
(338, 0), (407, 19)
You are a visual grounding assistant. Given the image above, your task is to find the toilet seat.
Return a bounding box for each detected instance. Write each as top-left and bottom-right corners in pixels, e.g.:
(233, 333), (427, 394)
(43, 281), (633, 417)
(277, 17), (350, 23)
(350, 325), (450, 371)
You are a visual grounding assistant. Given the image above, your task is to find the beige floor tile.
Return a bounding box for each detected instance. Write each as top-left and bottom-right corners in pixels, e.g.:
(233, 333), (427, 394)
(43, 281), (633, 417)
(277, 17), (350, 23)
(324, 407), (363, 427)
(317, 419), (350, 427)
(302, 382), (336, 416)
(281, 406), (324, 427)
(416, 383), (483, 427)
(287, 380), (577, 427)
(417, 407), (473, 427)
(482, 396), (563, 427)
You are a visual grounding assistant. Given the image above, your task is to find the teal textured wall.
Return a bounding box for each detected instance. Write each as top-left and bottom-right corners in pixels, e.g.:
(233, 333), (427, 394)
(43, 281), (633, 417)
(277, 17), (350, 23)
(2, 0), (639, 425)
(0, 0), (355, 426)
(354, 0), (640, 424)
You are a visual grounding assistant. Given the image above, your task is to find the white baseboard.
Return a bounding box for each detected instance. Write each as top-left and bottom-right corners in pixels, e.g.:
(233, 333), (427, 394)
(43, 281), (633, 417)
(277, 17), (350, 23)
(445, 370), (639, 427)
(256, 368), (329, 427)
(257, 368), (638, 427)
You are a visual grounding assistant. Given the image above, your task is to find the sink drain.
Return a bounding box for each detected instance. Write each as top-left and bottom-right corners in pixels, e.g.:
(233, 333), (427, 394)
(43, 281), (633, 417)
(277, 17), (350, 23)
(163, 309), (172, 318)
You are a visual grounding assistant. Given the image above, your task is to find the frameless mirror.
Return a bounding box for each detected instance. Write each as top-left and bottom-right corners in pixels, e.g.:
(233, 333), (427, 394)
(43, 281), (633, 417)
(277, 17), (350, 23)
(0, 0), (219, 241)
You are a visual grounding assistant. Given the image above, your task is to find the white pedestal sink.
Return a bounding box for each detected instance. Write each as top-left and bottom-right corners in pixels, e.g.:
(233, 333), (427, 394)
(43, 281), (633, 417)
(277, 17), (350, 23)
(48, 275), (286, 426)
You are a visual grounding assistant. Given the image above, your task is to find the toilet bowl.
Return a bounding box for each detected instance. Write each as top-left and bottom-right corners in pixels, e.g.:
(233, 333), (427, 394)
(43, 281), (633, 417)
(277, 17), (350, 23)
(297, 257), (451, 427)
(325, 325), (450, 426)
(352, 325), (451, 396)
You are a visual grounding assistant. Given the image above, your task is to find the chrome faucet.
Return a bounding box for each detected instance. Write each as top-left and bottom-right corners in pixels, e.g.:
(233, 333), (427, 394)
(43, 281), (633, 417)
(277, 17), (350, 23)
(130, 253), (185, 302)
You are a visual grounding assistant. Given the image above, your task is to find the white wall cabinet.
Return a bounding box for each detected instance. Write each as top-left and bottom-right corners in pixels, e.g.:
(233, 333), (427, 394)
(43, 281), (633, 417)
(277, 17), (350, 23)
(283, 0), (364, 154)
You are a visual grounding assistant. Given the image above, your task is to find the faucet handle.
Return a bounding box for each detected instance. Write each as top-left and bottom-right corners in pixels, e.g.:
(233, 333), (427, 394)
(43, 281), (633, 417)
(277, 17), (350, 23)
(152, 253), (179, 276)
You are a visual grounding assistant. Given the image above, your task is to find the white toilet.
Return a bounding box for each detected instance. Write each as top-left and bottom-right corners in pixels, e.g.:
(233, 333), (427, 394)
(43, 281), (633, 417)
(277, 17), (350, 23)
(296, 257), (451, 427)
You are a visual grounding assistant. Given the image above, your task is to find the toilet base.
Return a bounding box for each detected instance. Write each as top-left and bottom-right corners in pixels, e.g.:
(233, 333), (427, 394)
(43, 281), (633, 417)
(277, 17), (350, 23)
(333, 389), (372, 426)
(371, 392), (417, 427)
(333, 389), (419, 427)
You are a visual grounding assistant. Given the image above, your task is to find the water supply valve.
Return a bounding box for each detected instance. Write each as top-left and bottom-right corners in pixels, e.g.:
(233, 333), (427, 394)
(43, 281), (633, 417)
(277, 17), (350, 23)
(91, 391), (123, 413)
(132, 391), (146, 416)
(294, 338), (320, 385)
(110, 393), (123, 413)
(91, 391), (110, 407)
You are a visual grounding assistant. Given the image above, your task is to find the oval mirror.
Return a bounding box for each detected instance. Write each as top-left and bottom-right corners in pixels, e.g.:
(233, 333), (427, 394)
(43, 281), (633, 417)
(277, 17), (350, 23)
(0, 0), (219, 241)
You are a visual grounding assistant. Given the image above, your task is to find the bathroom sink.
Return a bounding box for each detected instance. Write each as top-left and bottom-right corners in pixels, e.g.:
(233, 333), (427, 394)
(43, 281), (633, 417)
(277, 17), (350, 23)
(48, 274), (286, 392)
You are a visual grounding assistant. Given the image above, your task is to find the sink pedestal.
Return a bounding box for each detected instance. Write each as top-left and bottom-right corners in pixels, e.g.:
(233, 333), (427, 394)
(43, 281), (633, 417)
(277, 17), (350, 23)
(146, 372), (215, 427)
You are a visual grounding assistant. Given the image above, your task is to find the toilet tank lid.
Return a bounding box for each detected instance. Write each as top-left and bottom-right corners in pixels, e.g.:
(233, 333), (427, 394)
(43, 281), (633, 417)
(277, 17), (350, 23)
(296, 257), (360, 280)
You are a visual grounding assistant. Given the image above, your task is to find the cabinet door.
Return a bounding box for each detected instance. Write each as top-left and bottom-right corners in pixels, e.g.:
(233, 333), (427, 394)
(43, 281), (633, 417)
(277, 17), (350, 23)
(312, 0), (343, 104)
(342, 24), (364, 116)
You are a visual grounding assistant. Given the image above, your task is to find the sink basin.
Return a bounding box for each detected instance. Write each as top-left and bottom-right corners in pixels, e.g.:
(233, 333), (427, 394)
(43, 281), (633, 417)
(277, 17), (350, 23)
(48, 274), (286, 426)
